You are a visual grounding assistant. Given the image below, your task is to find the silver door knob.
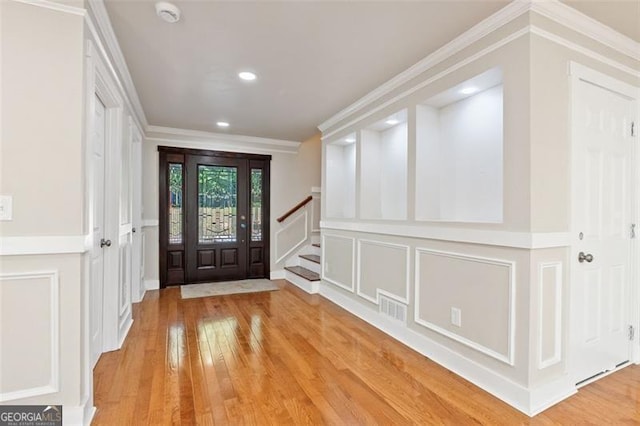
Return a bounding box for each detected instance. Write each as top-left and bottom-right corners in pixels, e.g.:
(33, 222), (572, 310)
(100, 238), (112, 248)
(578, 252), (593, 263)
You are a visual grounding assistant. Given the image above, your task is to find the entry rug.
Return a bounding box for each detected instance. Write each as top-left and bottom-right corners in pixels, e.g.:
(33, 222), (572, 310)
(180, 279), (279, 299)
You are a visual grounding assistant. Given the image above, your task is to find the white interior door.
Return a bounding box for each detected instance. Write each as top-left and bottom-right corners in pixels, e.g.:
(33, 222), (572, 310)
(90, 94), (107, 368)
(131, 122), (143, 303)
(571, 76), (636, 384)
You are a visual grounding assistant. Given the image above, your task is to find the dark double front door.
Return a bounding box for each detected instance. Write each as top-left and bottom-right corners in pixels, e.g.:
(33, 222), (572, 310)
(159, 147), (270, 288)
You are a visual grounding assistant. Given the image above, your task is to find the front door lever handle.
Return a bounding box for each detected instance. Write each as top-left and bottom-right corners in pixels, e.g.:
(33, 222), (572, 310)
(578, 252), (593, 263)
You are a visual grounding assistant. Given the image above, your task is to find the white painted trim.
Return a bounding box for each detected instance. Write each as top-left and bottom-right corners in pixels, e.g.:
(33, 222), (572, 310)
(0, 236), (89, 256)
(356, 239), (410, 304)
(318, 0), (640, 135)
(321, 233), (355, 292)
(275, 210), (308, 263)
(270, 270), (286, 280)
(321, 220), (570, 249)
(64, 398), (96, 426)
(532, 27), (640, 79)
(317, 0), (531, 132)
(285, 271), (320, 294)
(0, 271), (60, 402)
(569, 62), (640, 99)
(414, 248), (516, 365)
(531, 0), (640, 62)
(144, 279), (159, 291)
(310, 195), (321, 233)
(86, 0), (148, 129)
(318, 282), (539, 416)
(321, 27), (530, 141)
(142, 219), (159, 228)
(311, 186), (322, 194)
(528, 374), (576, 416)
(538, 262), (563, 370)
(146, 125), (301, 155)
(11, 0), (86, 16)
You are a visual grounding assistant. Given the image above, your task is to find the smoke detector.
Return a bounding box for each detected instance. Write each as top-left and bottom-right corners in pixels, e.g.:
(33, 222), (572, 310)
(155, 2), (181, 23)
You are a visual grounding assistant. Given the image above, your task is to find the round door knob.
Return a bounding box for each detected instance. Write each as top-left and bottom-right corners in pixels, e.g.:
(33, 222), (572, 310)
(578, 252), (593, 263)
(100, 238), (112, 248)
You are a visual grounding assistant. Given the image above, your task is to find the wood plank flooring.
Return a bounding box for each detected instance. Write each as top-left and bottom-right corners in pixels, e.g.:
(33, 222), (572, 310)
(93, 281), (640, 425)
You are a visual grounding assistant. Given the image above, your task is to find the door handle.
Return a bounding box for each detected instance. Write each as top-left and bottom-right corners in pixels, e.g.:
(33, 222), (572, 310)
(100, 238), (112, 248)
(578, 252), (593, 263)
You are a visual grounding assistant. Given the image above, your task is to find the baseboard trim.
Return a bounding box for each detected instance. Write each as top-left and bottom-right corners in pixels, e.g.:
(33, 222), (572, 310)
(285, 273), (320, 294)
(64, 398), (95, 426)
(318, 281), (575, 416)
(270, 270), (286, 280)
(144, 279), (159, 290)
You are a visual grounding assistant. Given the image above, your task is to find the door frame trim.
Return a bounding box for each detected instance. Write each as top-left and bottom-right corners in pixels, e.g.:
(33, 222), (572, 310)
(568, 62), (640, 379)
(158, 146), (272, 287)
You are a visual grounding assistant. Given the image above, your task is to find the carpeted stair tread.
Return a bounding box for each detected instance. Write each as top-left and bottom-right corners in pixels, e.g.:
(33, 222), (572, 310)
(299, 254), (320, 264)
(285, 266), (320, 281)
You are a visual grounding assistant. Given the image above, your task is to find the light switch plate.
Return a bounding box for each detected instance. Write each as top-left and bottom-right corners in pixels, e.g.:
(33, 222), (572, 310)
(450, 307), (462, 327)
(0, 195), (13, 221)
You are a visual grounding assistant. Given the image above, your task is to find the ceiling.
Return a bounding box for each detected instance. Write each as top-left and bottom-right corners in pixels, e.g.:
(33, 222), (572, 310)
(104, 0), (639, 142)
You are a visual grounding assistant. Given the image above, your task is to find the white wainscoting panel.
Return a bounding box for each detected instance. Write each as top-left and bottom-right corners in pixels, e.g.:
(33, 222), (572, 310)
(275, 210), (308, 263)
(538, 262), (563, 369)
(357, 239), (410, 304)
(321, 234), (355, 292)
(415, 248), (515, 365)
(0, 271), (60, 402)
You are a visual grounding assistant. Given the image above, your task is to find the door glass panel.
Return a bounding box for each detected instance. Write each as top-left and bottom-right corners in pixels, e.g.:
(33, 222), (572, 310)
(198, 165), (237, 243)
(169, 163), (183, 244)
(251, 168), (263, 242)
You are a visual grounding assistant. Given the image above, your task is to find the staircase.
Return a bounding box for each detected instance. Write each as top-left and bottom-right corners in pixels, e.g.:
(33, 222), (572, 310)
(284, 243), (321, 293)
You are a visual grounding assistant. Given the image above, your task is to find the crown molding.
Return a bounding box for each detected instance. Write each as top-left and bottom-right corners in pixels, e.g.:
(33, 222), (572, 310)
(10, 0), (86, 16)
(317, 0), (532, 133)
(530, 0), (640, 62)
(86, 0), (148, 130)
(146, 125), (301, 155)
(318, 0), (640, 134)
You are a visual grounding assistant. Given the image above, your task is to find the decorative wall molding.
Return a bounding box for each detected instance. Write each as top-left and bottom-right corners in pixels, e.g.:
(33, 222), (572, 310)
(530, 0), (640, 62)
(321, 234), (355, 292)
(356, 239), (410, 304)
(146, 126), (301, 155)
(537, 262), (563, 370)
(0, 271), (60, 402)
(317, 0), (531, 133)
(275, 210), (308, 263)
(12, 0), (86, 16)
(321, 221), (570, 249)
(0, 236), (89, 256)
(414, 248), (516, 365)
(86, 0), (148, 130)
(318, 0), (640, 135)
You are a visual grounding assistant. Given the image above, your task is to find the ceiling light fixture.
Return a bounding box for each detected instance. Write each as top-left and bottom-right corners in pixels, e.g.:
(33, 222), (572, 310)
(216, 121), (230, 128)
(155, 2), (181, 23)
(238, 71), (257, 81)
(385, 119), (399, 125)
(459, 87), (478, 95)
(345, 137), (356, 143)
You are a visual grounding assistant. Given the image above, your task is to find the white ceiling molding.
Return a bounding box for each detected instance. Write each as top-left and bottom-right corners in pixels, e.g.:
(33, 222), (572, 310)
(317, 0), (531, 133)
(11, 0), (86, 16)
(146, 125), (301, 155)
(531, 0), (640, 62)
(87, 0), (149, 130)
(318, 0), (640, 134)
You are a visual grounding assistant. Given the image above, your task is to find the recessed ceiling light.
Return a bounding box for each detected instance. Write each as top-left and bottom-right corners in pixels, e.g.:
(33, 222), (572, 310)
(459, 87), (478, 95)
(155, 2), (181, 23)
(385, 119), (399, 125)
(238, 71), (257, 81)
(345, 137), (356, 143)
(216, 121), (230, 128)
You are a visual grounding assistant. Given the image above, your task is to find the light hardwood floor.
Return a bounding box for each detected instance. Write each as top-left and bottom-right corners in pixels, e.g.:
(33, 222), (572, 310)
(93, 281), (640, 425)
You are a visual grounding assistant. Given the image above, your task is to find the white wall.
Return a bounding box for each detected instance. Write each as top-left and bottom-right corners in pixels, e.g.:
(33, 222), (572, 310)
(325, 142), (356, 219)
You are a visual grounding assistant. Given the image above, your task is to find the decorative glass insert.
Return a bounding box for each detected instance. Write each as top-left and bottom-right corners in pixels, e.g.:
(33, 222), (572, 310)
(198, 165), (237, 243)
(168, 163), (183, 244)
(251, 169), (263, 242)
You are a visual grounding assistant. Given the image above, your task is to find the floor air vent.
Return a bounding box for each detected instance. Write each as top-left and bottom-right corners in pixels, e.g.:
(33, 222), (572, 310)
(379, 295), (407, 324)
